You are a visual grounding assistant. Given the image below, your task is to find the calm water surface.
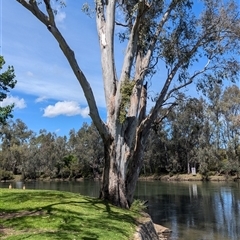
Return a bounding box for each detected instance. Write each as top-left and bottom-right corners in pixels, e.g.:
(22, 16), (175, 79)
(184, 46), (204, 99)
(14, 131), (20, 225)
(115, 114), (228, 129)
(135, 181), (240, 240)
(1, 180), (239, 240)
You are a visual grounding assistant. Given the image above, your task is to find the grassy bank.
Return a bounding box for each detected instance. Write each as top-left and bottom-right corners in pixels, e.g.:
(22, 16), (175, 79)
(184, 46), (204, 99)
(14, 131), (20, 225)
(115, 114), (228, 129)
(0, 189), (139, 240)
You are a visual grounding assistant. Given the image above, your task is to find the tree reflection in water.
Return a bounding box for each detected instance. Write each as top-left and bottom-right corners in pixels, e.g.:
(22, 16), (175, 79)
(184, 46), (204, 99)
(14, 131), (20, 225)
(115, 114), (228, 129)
(135, 181), (240, 240)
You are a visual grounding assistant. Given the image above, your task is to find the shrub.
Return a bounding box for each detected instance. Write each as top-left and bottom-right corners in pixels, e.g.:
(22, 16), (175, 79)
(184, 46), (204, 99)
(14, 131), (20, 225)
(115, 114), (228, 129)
(0, 169), (14, 180)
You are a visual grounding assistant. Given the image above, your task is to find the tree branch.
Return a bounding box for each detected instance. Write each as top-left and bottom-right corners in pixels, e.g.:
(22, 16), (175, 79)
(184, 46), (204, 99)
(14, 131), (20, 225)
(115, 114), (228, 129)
(155, 102), (177, 125)
(143, 0), (178, 68)
(115, 21), (128, 27)
(114, 1), (150, 129)
(96, 0), (118, 119)
(17, 0), (110, 142)
(43, 0), (55, 26)
(164, 60), (211, 102)
(18, 0), (49, 25)
(119, 0), (149, 82)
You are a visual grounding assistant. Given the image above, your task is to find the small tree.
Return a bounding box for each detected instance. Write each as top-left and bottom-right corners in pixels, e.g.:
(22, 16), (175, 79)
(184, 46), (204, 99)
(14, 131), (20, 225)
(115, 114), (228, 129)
(16, 0), (240, 208)
(0, 119), (33, 175)
(0, 56), (17, 124)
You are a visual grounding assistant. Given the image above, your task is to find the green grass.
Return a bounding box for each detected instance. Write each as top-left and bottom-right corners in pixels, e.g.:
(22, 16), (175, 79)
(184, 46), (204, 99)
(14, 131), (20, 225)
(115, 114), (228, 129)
(0, 188), (139, 240)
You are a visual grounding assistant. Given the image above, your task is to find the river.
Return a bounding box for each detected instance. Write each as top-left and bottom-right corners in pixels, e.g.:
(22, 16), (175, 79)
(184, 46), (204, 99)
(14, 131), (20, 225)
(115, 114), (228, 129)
(1, 180), (239, 240)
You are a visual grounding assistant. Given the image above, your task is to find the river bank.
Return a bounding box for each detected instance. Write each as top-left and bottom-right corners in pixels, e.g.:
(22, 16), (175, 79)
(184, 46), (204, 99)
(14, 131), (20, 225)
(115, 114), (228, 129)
(0, 188), (171, 240)
(134, 212), (171, 240)
(139, 173), (239, 182)
(1, 179), (239, 239)
(2, 172), (239, 183)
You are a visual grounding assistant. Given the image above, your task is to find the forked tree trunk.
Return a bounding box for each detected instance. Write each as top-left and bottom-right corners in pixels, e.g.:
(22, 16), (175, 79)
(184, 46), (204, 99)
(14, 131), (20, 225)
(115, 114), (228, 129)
(100, 141), (146, 208)
(99, 116), (149, 208)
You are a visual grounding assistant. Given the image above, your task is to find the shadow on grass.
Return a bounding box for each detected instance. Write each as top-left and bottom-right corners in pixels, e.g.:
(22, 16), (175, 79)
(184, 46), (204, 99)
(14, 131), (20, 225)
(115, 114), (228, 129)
(1, 231), (98, 240)
(0, 190), (137, 240)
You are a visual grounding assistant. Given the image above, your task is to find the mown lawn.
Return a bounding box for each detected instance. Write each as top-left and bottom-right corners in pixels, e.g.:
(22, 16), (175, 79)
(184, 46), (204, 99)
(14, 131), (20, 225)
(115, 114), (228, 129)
(0, 188), (139, 240)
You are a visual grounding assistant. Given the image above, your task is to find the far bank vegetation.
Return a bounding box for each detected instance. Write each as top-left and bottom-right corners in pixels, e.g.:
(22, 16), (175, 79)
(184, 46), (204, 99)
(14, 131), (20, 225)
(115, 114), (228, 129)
(0, 85), (240, 181)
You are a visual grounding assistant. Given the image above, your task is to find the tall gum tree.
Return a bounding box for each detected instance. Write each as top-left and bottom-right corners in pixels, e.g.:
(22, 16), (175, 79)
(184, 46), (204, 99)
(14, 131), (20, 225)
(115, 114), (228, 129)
(16, 0), (240, 208)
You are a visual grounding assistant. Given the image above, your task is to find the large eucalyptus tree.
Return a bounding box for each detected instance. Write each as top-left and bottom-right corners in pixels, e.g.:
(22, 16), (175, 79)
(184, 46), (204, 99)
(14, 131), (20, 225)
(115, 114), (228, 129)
(16, 0), (240, 208)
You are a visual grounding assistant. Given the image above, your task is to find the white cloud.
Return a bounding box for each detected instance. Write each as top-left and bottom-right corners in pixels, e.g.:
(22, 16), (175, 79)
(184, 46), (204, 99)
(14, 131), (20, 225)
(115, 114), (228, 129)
(1, 96), (27, 109)
(43, 101), (89, 118)
(56, 11), (66, 24)
(35, 96), (48, 103)
(27, 71), (34, 77)
(55, 128), (60, 133)
(7, 54), (105, 108)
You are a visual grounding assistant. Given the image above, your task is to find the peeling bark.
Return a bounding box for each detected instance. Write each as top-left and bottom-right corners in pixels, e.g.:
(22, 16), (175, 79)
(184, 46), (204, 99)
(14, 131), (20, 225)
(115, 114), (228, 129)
(100, 128), (130, 208)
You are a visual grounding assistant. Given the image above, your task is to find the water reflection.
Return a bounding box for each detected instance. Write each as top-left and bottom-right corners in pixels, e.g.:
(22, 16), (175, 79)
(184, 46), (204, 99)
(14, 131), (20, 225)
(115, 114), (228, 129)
(214, 186), (240, 240)
(0, 180), (101, 197)
(189, 183), (198, 198)
(1, 180), (239, 239)
(135, 181), (240, 240)
(15, 181), (24, 189)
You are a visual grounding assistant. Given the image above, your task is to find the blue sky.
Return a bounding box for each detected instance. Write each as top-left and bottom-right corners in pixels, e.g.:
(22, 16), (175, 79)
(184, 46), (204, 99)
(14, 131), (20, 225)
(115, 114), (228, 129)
(0, 1), (238, 137)
(0, 0), (108, 136)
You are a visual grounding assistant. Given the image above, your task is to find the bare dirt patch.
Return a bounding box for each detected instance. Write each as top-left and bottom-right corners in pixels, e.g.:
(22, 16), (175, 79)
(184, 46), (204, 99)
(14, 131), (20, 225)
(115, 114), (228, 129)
(0, 210), (45, 220)
(0, 225), (30, 239)
(0, 210), (46, 238)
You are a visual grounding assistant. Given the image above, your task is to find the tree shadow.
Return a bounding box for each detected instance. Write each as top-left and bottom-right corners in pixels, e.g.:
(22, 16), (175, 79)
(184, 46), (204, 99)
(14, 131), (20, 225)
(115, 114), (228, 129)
(0, 190), (137, 240)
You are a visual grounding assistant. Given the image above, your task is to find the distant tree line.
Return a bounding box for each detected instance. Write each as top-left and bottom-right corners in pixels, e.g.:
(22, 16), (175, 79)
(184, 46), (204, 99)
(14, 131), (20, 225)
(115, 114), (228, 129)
(0, 84), (239, 181)
(144, 84), (240, 179)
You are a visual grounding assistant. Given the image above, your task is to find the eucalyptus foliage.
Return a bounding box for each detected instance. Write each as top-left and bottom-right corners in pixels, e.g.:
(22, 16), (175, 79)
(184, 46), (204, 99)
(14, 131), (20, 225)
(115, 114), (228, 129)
(0, 56), (16, 124)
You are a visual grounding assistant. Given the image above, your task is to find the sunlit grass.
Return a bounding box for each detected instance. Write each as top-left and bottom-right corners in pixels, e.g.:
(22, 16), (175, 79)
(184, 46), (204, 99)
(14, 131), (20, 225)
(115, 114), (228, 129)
(0, 188), (139, 240)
